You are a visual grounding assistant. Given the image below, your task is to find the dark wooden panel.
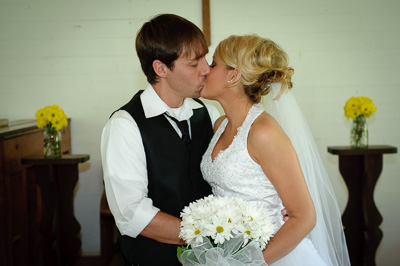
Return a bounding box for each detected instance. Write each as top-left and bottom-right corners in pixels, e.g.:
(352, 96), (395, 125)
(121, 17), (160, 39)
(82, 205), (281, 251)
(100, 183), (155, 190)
(0, 120), (72, 266)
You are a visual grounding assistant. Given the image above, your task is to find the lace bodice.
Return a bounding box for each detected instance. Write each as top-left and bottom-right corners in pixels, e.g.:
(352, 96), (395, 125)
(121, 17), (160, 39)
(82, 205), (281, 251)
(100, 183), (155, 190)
(201, 104), (285, 233)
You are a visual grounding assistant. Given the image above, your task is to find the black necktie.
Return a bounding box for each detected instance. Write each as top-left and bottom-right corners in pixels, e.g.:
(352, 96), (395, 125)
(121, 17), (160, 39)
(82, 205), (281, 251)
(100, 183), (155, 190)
(164, 113), (191, 149)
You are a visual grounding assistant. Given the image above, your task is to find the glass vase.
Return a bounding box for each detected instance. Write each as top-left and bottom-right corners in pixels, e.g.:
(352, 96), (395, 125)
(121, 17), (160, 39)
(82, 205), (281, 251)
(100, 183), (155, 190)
(43, 126), (62, 158)
(350, 115), (368, 148)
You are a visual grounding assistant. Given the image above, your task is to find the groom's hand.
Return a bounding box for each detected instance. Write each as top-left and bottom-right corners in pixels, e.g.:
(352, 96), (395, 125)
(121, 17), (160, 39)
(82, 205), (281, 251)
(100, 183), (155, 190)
(281, 208), (289, 222)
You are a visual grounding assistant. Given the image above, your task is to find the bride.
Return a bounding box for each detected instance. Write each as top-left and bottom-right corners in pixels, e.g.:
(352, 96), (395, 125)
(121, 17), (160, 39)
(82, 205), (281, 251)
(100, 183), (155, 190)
(200, 34), (350, 265)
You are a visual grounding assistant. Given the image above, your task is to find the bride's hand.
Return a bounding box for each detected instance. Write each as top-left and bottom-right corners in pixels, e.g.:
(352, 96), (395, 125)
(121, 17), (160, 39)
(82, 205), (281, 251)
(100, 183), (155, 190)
(281, 208), (289, 222)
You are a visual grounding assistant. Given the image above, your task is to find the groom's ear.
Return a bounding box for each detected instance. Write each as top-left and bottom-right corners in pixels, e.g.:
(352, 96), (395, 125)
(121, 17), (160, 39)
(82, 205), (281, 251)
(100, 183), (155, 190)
(152, 60), (168, 78)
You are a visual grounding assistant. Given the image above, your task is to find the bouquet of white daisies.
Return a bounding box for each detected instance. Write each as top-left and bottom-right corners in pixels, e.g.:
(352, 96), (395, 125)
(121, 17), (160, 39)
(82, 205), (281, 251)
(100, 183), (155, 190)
(178, 195), (274, 266)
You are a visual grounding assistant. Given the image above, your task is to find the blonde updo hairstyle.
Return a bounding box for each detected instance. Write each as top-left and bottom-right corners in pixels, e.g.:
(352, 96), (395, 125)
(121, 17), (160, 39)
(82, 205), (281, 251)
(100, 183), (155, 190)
(214, 34), (294, 103)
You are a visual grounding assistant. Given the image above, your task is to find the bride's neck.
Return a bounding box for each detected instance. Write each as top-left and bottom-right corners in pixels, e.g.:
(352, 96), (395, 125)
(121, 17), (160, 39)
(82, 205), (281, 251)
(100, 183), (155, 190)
(221, 98), (253, 129)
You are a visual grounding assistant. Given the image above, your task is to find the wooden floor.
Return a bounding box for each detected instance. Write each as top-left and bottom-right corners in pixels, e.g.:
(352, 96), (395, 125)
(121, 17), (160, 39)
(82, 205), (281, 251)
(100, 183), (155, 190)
(76, 255), (125, 266)
(76, 256), (101, 266)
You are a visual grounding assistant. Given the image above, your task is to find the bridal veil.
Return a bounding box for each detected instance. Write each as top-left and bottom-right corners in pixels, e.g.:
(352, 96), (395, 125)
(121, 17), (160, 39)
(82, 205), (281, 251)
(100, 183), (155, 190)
(265, 83), (351, 266)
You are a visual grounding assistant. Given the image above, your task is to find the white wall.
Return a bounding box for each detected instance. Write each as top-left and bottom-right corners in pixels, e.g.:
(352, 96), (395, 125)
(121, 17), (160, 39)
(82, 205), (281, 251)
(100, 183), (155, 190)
(1, 0), (399, 264)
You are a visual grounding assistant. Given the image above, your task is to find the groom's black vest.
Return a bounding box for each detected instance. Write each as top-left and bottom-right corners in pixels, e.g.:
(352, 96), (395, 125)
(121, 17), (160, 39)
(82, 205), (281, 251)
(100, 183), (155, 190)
(114, 90), (213, 265)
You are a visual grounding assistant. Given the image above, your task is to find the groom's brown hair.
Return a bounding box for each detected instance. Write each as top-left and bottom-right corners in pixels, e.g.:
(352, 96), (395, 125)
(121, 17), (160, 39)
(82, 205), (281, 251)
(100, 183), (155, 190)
(136, 13), (208, 84)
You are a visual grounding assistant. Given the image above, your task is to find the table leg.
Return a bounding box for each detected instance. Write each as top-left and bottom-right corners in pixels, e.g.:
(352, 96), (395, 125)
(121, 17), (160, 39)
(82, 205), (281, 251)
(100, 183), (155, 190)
(34, 164), (82, 266)
(338, 154), (383, 266)
(362, 155), (383, 266)
(35, 165), (61, 266)
(55, 164), (82, 265)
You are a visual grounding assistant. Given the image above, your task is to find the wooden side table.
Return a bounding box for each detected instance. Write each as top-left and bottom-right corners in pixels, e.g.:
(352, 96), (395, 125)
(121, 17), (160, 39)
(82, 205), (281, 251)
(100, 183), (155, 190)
(21, 154), (89, 266)
(327, 145), (397, 266)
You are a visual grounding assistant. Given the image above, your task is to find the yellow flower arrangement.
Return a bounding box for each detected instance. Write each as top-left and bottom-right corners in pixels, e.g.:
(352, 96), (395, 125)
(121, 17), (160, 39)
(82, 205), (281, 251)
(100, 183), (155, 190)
(35, 104), (68, 131)
(344, 96), (377, 119)
(35, 104), (68, 157)
(344, 96), (377, 148)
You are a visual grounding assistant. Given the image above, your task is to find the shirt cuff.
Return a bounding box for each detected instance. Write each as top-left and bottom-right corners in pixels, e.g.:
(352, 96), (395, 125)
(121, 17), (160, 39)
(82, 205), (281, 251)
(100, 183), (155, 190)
(120, 197), (160, 238)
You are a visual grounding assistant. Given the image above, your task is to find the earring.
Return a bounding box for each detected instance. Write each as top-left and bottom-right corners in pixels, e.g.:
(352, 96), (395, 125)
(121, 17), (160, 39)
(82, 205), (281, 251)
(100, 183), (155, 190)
(227, 78), (234, 83)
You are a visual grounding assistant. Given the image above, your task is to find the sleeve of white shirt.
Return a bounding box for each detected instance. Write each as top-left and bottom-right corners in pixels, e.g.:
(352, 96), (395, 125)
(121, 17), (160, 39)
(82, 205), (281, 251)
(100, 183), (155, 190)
(101, 110), (160, 238)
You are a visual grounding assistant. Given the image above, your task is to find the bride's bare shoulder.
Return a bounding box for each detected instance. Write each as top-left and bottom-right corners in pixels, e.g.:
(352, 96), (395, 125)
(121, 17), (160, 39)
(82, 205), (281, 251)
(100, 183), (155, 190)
(213, 115), (227, 133)
(249, 112), (287, 144)
(252, 112), (281, 131)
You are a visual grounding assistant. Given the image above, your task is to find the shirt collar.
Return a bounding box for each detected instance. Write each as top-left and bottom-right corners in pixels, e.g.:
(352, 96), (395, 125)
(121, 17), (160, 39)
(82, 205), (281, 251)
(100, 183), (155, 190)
(141, 84), (204, 121)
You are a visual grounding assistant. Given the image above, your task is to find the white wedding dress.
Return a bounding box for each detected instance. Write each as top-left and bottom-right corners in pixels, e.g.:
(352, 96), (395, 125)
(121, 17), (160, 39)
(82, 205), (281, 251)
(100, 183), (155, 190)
(200, 103), (327, 265)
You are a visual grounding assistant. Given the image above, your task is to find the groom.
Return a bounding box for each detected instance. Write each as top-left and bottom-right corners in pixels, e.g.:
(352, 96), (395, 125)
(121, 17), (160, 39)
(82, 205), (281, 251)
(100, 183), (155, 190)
(101, 14), (220, 265)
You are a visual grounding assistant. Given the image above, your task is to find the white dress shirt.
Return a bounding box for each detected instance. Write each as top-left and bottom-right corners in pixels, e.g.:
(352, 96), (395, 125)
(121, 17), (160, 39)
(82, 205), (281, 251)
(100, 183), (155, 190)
(101, 84), (220, 238)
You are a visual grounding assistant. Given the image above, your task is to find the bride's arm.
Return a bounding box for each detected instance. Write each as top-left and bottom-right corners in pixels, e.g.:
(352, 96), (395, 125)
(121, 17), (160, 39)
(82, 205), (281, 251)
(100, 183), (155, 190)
(248, 113), (316, 264)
